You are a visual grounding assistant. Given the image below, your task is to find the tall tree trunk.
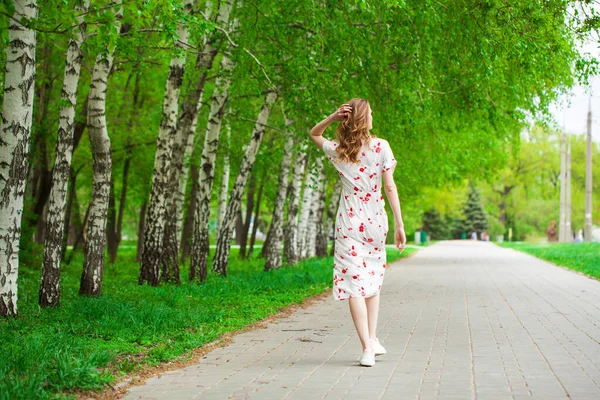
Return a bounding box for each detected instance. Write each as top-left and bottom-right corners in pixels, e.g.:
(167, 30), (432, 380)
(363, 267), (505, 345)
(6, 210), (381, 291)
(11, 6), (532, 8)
(264, 131), (295, 270)
(0, 0), (38, 316)
(216, 122), (231, 235)
(248, 172), (266, 257)
(180, 164), (199, 264)
(136, 202), (147, 262)
(80, 1), (122, 297)
(283, 146), (307, 265)
(212, 91), (278, 276)
(239, 173), (256, 259)
(325, 179), (342, 257)
(188, 49), (235, 283)
(169, 0), (234, 248)
(305, 156), (325, 258)
(139, 0), (193, 286)
(297, 157), (317, 260)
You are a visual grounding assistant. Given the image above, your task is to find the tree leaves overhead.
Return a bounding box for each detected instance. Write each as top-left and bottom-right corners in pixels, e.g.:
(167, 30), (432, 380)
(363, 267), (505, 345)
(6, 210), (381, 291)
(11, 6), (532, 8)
(0, 0), (594, 249)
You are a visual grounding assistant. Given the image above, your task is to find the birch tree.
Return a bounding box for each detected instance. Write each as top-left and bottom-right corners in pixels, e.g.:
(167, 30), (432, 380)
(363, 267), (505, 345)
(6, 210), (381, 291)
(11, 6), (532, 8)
(188, 49), (235, 282)
(216, 121), (231, 235)
(283, 146), (307, 265)
(139, 0), (194, 286)
(160, 0), (234, 279)
(39, 0), (90, 308)
(0, 0), (38, 316)
(212, 90), (279, 276)
(305, 156), (325, 258)
(80, 0), (123, 297)
(263, 120), (295, 271)
(297, 157), (317, 259)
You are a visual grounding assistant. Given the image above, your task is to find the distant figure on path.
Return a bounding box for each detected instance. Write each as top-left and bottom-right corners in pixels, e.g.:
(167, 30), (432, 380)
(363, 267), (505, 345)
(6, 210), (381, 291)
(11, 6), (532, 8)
(471, 231), (477, 240)
(309, 98), (406, 367)
(546, 220), (558, 242)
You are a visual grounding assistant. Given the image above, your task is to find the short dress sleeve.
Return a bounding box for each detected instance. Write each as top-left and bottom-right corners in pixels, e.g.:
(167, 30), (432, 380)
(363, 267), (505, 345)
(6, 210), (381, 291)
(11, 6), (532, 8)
(381, 140), (397, 173)
(322, 139), (340, 159)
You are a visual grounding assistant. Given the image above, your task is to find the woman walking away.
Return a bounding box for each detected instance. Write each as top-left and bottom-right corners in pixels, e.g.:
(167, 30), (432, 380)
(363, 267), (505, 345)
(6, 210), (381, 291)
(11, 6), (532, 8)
(309, 98), (406, 367)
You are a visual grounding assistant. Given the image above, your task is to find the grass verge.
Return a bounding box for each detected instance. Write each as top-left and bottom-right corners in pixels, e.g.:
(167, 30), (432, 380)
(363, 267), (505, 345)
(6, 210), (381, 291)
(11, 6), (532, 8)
(497, 241), (600, 280)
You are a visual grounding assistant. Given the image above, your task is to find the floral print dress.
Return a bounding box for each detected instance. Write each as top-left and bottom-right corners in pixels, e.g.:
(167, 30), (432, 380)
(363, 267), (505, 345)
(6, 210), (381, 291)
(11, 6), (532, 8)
(321, 137), (398, 301)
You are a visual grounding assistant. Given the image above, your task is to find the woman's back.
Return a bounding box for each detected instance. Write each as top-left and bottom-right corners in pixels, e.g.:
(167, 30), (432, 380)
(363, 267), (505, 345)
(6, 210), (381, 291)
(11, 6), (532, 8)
(322, 137), (397, 213)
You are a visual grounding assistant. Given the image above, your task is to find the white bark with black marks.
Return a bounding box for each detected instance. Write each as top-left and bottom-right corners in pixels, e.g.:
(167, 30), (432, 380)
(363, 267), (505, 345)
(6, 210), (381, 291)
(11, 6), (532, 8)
(40, 0), (90, 308)
(0, 0), (38, 316)
(139, 0), (194, 286)
(161, 0), (234, 277)
(305, 156), (325, 258)
(212, 91), (279, 276)
(264, 126), (295, 271)
(188, 50), (235, 282)
(80, 0), (122, 297)
(170, 0), (234, 236)
(297, 157), (318, 259)
(216, 122), (231, 235)
(283, 146), (307, 265)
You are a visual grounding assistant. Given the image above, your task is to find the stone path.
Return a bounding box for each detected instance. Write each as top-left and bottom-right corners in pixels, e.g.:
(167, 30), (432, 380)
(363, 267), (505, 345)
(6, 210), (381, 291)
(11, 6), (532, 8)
(122, 241), (600, 400)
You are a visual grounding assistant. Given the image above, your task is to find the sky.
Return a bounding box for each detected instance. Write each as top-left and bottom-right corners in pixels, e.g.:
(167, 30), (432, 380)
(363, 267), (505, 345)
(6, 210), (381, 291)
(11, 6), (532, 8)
(547, 12), (600, 141)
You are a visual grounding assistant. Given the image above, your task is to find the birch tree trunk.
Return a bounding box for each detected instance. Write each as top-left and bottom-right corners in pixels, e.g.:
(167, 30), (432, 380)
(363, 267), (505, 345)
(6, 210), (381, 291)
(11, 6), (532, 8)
(0, 0), (38, 316)
(283, 147), (307, 265)
(264, 130), (295, 270)
(305, 156), (325, 258)
(161, 0), (234, 280)
(170, 0), (234, 239)
(188, 50), (235, 282)
(212, 91), (279, 276)
(324, 178), (342, 257)
(80, 1), (122, 297)
(216, 122), (231, 235)
(297, 157), (318, 260)
(139, 0), (193, 286)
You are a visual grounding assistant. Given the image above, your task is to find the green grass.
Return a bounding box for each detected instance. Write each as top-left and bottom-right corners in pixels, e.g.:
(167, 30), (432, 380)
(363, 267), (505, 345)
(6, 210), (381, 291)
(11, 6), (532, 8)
(497, 241), (600, 279)
(0, 244), (415, 400)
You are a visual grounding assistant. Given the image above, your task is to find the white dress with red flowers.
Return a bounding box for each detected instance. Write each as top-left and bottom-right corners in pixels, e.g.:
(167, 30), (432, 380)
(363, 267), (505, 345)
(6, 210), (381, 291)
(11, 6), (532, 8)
(321, 137), (397, 301)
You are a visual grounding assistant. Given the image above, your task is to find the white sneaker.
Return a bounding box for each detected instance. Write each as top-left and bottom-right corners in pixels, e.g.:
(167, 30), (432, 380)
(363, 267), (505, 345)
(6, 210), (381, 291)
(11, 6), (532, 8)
(373, 338), (387, 356)
(359, 349), (375, 367)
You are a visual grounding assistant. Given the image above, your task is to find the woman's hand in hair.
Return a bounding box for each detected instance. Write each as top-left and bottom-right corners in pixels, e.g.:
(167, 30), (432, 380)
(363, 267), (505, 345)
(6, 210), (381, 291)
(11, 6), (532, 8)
(329, 104), (352, 121)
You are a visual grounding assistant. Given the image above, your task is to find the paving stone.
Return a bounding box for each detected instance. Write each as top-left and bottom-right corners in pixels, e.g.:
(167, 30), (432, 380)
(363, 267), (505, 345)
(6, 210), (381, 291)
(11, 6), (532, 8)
(122, 241), (600, 400)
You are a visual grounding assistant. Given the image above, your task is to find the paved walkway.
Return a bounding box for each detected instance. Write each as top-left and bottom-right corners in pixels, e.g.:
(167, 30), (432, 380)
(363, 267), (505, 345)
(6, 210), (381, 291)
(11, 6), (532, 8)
(122, 241), (600, 400)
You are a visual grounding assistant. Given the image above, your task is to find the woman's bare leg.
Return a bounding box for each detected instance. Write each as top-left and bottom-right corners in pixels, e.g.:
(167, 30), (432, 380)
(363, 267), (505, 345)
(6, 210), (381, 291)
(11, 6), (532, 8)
(365, 293), (380, 341)
(348, 297), (373, 351)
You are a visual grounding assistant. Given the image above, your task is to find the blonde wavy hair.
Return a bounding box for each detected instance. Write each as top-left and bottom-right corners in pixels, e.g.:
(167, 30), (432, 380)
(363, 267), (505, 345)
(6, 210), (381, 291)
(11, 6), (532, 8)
(335, 98), (375, 164)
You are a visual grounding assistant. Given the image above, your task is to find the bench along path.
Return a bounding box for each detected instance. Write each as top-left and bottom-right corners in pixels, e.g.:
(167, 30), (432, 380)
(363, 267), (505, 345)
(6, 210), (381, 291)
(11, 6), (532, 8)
(122, 241), (600, 400)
